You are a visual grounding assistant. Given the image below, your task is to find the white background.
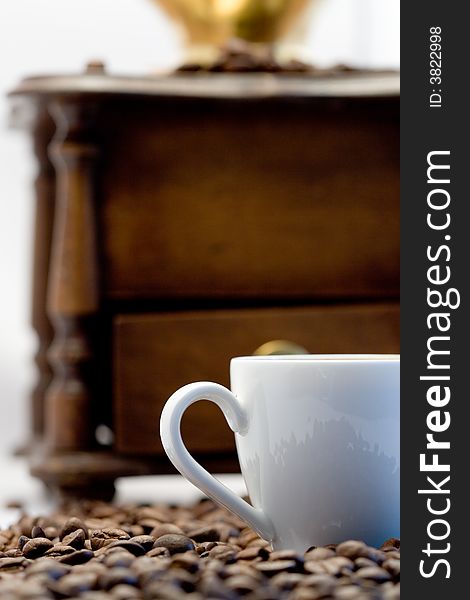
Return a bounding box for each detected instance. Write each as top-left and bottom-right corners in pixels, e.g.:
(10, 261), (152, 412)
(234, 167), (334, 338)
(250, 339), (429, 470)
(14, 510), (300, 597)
(0, 0), (399, 454)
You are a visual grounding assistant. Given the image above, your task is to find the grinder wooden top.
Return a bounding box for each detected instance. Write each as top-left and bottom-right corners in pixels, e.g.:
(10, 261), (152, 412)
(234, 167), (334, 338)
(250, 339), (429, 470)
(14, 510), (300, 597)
(10, 71), (399, 100)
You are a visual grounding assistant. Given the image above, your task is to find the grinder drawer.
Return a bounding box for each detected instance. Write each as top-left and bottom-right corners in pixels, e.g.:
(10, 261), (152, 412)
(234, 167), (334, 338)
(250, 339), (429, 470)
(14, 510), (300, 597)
(101, 97), (399, 301)
(114, 303), (399, 456)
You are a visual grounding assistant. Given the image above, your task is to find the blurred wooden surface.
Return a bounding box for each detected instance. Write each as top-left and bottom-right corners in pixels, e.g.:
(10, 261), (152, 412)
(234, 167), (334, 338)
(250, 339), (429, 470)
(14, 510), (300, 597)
(115, 303), (399, 455)
(100, 96), (398, 300)
(11, 71), (400, 498)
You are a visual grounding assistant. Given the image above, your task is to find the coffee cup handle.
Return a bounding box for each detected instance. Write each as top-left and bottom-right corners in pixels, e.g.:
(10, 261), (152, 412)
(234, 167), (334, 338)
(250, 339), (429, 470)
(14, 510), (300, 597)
(160, 382), (275, 542)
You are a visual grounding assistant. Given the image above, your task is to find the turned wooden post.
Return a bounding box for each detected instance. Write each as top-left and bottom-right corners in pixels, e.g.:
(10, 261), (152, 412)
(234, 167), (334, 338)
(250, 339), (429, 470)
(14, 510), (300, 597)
(29, 107), (55, 443)
(45, 98), (101, 452)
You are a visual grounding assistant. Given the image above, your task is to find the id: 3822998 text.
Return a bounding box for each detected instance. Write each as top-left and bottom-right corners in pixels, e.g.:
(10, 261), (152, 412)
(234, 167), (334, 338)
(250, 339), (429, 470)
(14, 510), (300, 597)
(429, 26), (442, 108)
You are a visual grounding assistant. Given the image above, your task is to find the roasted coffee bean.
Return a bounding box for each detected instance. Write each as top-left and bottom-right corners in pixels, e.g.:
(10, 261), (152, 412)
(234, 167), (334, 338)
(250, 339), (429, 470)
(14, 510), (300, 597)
(90, 538), (112, 551)
(104, 551), (134, 568)
(111, 583), (142, 599)
(214, 523), (241, 543)
(154, 534), (195, 555)
(333, 585), (368, 599)
(62, 528), (86, 549)
(51, 571), (97, 595)
(85, 518), (109, 531)
(336, 540), (369, 560)
(150, 523), (184, 538)
(193, 497), (217, 517)
(128, 525), (145, 537)
(246, 538), (270, 549)
(60, 517), (89, 541)
(24, 558), (70, 579)
(197, 541), (219, 554)
(256, 560), (298, 576)
(129, 555), (162, 575)
(170, 552), (199, 573)
(382, 558), (400, 578)
(301, 573), (337, 596)
(106, 540), (146, 556)
(208, 545), (237, 562)
(187, 526), (220, 543)
(45, 544), (76, 556)
(238, 531), (259, 547)
(354, 557), (379, 569)
(99, 566), (139, 590)
(7, 579), (52, 599)
(381, 538), (400, 551)
(0, 535), (9, 550)
(245, 590), (283, 600)
(138, 519), (163, 534)
(101, 528), (130, 540)
(22, 537), (54, 558)
(147, 546), (171, 558)
(129, 535), (155, 551)
(304, 547), (335, 561)
(225, 574), (260, 594)
(58, 549), (94, 565)
(87, 503), (118, 519)
(44, 526), (59, 540)
(17, 516), (34, 538)
(0, 556), (29, 570)
(93, 545), (118, 557)
(321, 556), (354, 576)
(236, 547), (268, 561)
(270, 550), (303, 569)
(137, 507), (169, 522)
(164, 567), (197, 593)
(271, 572), (304, 590)
(367, 548), (387, 564)
(31, 525), (46, 539)
(304, 560), (327, 575)
(383, 585), (400, 600)
(136, 565), (170, 587)
(17, 535), (30, 550)
(143, 580), (188, 600)
(354, 566), (392, 583)
(91, 528), (130, 550)
(224, 562), (261, 577)
(74, 561), (108, 577)
(199, 575), (237, 600)
(77, 592), (110, 600)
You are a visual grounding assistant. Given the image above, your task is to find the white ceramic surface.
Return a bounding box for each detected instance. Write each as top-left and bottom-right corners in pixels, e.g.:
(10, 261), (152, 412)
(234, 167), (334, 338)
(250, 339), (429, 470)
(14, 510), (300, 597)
(160, 355), (400, 551)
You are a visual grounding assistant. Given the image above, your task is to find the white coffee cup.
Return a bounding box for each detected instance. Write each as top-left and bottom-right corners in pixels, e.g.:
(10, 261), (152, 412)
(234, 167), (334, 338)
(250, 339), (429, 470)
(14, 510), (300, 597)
(160, 355), (400, 551)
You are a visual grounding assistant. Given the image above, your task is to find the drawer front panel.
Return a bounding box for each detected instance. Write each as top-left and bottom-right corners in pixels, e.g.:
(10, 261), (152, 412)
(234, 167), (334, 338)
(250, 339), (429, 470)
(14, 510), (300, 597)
(114, 303), (399, 455)
(101, 97), (399, 300)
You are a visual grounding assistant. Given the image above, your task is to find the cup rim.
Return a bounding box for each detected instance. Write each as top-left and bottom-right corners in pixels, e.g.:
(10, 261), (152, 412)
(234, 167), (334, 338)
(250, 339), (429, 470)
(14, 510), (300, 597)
(232, 354), (400, 363)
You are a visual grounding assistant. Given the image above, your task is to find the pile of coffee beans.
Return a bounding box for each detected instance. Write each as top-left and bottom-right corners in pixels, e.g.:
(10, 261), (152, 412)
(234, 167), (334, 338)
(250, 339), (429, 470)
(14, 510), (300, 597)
(0, 499), (399, 599)
(176, 38), (352, 74)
